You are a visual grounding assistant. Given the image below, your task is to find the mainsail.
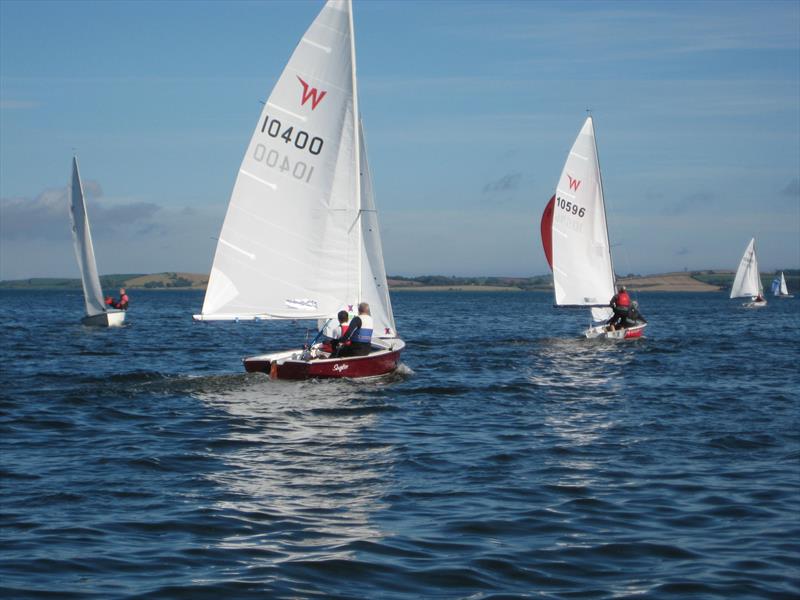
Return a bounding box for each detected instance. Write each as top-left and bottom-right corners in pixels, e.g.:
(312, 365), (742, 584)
(779, 272), (789, 296)
(197, 0), (393, 334)
(543, 117), (615, 318)
(730, 238), (763, 299)
(69, 157), (107, 317)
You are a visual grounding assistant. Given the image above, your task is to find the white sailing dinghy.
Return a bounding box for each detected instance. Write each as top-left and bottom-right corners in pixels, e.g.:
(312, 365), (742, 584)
(731, 238), (767, 308)
(68, 157), (126, 327)
(194, 0), (404, 379)
(540, 116), (646, 340)
(771, 271), (793, 298)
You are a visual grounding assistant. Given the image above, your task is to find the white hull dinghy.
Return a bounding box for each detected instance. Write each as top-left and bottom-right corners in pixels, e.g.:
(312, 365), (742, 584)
(68, 157), (126, 328)
(540, 116), (646, 340)
(194, 0), (403, 379)
(731, 238), (767, 309)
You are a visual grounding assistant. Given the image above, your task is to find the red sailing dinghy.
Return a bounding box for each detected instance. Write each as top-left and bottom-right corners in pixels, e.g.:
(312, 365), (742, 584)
(540, 116), (646, 340)
(193, 0), (404, 378)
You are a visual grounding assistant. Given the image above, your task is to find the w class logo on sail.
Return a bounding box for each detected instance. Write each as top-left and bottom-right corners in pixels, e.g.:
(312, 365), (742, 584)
(297, 76), (327, 110)
(567, 175), (581, 192)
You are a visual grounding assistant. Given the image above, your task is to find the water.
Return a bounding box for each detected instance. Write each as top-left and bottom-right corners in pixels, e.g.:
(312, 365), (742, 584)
(1, 289), (798, 599)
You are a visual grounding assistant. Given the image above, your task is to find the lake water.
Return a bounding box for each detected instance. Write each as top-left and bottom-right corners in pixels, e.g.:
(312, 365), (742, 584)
(1, 289), (798, 599)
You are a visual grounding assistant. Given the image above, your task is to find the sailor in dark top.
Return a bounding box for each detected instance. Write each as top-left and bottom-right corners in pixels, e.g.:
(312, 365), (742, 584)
(335, 302), (373, 357)
(607, 285), (631, 330)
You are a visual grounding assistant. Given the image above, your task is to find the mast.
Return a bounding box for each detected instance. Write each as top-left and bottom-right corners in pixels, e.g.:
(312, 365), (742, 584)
(348, 0), (362, 303)
(590, 112), (617, 290)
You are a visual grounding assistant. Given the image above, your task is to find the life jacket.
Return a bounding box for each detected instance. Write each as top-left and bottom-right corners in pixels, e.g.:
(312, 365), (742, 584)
(119, 294), (129, 310)
(336, 323), (350, 346)
(616, 291), (631, 308)
(351, 315), (373, 344)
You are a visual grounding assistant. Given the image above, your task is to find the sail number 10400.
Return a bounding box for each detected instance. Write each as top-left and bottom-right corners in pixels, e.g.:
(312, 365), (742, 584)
(557, 196), (586, 218)
(260, 116), (323, 156)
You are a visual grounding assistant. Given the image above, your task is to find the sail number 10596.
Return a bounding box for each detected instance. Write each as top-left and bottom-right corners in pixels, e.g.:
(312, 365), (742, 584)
(557, 196), (586, 218)
(260, 115), (323, 156)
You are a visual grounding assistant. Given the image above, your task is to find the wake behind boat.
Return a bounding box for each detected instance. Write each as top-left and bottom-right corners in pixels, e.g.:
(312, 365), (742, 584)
(731, 238), (767, 308)
(194, 0), (403, 379)
(540, 116), (647, 340)
(68, 157), (126, 327)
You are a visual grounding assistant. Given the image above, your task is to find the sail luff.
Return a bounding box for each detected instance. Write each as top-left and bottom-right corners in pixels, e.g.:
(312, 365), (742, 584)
(69, 157), (107, 317)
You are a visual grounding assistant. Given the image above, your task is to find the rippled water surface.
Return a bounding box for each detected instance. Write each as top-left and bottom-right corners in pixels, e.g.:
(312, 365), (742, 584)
(1, 289), (798, 599)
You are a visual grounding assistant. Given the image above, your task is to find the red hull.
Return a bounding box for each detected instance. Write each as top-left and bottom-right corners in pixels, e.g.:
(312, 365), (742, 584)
(623, 327), (644, 339)
(243, 343), (404, 380)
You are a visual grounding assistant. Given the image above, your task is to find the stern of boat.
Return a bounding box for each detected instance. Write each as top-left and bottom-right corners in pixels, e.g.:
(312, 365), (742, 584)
(584, 322), (646, 340)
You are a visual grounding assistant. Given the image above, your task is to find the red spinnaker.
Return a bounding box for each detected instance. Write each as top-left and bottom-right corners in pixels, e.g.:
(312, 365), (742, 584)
(541, 195), (555, 270)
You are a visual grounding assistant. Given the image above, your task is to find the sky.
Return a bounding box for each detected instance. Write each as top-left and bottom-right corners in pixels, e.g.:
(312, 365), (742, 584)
(1, 0), (798, 280)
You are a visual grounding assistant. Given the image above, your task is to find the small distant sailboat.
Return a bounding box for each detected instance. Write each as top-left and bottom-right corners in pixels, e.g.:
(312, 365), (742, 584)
(730, 238), (766, 308)
(68, 157), (126, 327)
(194, 0), (404, 379)
(771, 272), (793, 298)
(540, 116), (646, 340)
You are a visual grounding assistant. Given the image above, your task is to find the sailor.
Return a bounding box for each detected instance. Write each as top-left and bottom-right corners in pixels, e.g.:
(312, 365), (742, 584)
(607, 285), (631, 330)
(335, 302), (373, 357)
(322, 310), (350, 354)
(110, 288), (129, 310)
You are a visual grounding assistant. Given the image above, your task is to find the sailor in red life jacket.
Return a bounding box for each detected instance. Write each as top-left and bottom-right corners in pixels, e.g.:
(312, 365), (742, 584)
(334, 302), (373, 357)
(607, 285), (631, 330)
(108, 288), (129, 310)
(321, 310), (350, 354)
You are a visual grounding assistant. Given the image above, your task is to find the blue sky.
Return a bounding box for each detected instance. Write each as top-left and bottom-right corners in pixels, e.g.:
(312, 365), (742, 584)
(1, 0), (798, 279)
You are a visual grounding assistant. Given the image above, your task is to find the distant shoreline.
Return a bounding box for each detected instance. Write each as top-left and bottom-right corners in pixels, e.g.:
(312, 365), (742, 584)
(2, 270), (796, 293)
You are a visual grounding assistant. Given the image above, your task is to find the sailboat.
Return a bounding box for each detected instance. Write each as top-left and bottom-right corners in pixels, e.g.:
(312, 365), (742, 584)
(193, 0), (404, 379)
(68, 157), (126, 327)
(771, 271), (793, 298)
(540, 116), (646, 340)
(731, 238), (766, 307)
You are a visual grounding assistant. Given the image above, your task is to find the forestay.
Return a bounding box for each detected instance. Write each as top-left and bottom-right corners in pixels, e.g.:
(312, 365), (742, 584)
(69, 157), (107, 317)
(550, 117), (615, 308)
(730, 238), (763, 299)
(198, 0), (364, 322)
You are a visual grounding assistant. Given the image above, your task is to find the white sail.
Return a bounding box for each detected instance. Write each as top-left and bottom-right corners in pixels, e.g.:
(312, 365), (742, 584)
(730, 238), (763, 298)
(358, 120), (396, 337)
(780, 272), (789, 296)
(69, 157), (107, 317)
(198, 0), (362, 321)
(551, 117), (615, 308)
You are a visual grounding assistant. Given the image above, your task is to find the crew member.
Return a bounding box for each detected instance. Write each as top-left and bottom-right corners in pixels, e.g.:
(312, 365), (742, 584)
(607, 285), (631, 330)
(109, 288), (129, 310)
(321, 310), (350, 354)
(335, 302), (373, 357)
